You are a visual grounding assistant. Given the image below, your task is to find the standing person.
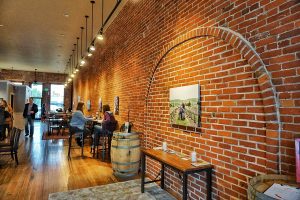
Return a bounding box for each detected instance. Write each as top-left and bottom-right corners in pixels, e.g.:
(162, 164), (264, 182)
(23, 97), (38, 137)
(1, 100), (13, 138)
(69, 102), (91, 146)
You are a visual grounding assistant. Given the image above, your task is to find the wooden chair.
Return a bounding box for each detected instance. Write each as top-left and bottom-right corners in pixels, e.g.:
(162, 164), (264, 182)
(0, 127), (22, 165)
(0, 127), (17, 149)
(68, 126), (85, 158)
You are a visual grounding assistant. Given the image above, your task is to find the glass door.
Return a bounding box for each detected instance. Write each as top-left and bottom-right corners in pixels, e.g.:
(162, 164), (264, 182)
(31, 83), (43, 120)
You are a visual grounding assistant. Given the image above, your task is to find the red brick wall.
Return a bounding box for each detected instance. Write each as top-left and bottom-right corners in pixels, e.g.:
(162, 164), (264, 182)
(73, 0), (300, 199)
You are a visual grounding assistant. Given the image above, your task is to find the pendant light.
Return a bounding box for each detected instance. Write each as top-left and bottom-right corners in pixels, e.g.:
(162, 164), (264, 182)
(89, 1), (96, 52)
(80, 15), (89, 66)
(68, 58), (72, 82)
(75, 37), (79, 72)
(70, 53), (74, 78)
(80, 27), (84, 66)
(97, 0), (104, 40)
(71, 46), (75, 77)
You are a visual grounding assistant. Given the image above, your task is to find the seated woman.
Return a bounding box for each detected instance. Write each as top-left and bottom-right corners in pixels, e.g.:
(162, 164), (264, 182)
(93, 104), (117, 147)
(69, 102), (91, 146)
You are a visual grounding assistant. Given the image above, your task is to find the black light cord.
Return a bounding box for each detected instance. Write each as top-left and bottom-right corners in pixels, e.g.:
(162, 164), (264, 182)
(85, 15), (89, 51)
(80, 27), (84, 58)
(91, 1), (95, 42)
(76, 37), (79, 67)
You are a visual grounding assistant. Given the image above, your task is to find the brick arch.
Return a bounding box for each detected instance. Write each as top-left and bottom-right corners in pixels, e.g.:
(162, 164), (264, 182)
(145, 26), (282, 173)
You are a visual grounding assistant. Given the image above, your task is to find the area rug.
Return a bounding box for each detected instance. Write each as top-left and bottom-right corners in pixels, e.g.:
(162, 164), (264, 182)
(48, 178), (176, 200)
(42, 131), (69, 140)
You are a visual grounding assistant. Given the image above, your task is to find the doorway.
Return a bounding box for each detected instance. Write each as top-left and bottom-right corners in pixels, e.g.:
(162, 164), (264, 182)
(31, 83), (43, 120)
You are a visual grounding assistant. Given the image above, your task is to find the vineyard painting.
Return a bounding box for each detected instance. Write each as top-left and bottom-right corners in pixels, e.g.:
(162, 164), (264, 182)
(170, 84), (200, 127)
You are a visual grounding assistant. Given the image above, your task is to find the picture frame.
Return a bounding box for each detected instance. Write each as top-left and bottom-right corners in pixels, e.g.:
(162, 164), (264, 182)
(169, 84), (200, 128)
(99, 98), (102, 112)
(114, 96), (119, 115)
(87, 99), (91, 111)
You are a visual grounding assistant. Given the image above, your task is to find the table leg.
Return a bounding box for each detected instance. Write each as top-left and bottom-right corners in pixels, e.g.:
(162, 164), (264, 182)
(161, 163), (165, 189)
(141, 152), (145, 193)
(183, 173), (188, 200)
(206, 168), (212, 200)
(48, 120), (50, 136)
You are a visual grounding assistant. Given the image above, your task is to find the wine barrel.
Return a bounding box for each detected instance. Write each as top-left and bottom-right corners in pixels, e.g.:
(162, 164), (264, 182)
(248, 174), (297, 200)
(110, 132), (140, 177)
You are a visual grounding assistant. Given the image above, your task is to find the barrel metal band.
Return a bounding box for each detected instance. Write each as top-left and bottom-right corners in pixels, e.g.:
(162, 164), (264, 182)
(112, 160), (140, 165)
(111, 145), (140, 149)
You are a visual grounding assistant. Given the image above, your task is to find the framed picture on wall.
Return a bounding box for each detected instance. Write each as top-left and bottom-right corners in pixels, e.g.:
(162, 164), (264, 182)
(170, 84), (200, 128)
(87, 99), (91, 111)
(99, 98), (102, 112)
(114, 96), (119, 115)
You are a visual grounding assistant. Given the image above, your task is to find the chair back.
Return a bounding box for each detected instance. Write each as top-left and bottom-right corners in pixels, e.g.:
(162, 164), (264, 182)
(103, 120), (117, 133)
(9, 127), (17, 146)
(13, 128), (22, 151)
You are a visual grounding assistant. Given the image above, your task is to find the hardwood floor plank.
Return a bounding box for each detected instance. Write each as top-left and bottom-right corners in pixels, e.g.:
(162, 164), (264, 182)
(0, 122), (121, 200)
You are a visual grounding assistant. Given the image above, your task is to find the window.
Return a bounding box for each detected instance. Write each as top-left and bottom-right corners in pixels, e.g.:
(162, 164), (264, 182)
(31, 83), (43, 97)
(50, 84), (64, 112)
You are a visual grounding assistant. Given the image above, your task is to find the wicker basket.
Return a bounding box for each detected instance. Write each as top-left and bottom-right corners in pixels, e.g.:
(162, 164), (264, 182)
(248, 174), (297, 200)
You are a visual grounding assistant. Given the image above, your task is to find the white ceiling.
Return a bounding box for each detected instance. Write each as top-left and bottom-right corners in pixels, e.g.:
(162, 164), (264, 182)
(0, 0), (124, 74)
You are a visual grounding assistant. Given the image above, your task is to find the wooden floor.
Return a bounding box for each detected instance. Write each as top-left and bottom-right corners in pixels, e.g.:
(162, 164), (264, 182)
(0, 122), (123, 200)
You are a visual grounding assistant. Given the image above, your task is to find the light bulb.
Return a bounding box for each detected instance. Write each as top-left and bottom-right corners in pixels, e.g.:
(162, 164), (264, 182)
(71, 74), (74, 78)
(68, 78), (71, 82)
(97, 34), (103, 40)
(88, 52), (92, 57)
(76, 68), (79, 72)
(90, 45), (95, 51)
(74, 70), (77, 74)
(80, 60), (85, 66)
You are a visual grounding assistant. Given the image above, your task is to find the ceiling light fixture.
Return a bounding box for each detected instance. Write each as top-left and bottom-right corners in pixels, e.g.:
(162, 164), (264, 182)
(72, 44), (76, 76)
(97, 0), (104, 41)
(90, 45), (95, 51)
(89, 1), (96, 52)
(80, 27), (84, 66)
(75, 37), (79, 72)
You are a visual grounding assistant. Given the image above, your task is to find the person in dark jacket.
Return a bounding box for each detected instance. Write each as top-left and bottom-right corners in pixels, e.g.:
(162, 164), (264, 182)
(23, 97), (38, 137)
(93, 104), (117, 148)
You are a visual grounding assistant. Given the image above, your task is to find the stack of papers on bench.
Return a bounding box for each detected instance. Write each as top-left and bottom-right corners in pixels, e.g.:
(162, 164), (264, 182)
(264, 183), (300, 200)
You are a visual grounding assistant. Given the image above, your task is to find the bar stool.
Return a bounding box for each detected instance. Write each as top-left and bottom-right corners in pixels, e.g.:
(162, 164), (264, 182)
(68, 126), (85, 158)
(93, 121), (117, 160)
